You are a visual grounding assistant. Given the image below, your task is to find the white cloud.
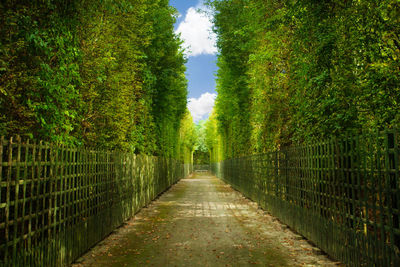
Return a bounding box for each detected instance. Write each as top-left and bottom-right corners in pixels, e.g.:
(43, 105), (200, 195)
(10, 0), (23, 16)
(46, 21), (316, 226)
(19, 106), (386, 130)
(188, 92), (216, 122)
(175, 4), (217, 57)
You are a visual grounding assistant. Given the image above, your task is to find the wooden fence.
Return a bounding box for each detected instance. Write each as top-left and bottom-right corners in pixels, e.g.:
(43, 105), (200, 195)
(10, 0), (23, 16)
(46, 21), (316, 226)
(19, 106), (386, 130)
(0, 136), (188, 266)
(212, 129), (400, 266)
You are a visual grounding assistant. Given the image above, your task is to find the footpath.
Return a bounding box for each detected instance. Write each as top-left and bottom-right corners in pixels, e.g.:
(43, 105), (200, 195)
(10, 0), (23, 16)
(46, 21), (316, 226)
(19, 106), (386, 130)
(73, 173), (341, 267)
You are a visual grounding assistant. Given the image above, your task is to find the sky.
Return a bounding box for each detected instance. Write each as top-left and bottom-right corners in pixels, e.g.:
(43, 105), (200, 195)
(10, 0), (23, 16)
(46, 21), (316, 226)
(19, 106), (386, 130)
(170, 0), (218, 122)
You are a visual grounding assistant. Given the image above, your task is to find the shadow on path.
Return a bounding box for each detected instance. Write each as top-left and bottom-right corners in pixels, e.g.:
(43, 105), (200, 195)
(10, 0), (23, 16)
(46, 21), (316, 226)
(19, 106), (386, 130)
(73, 173), (341, 267)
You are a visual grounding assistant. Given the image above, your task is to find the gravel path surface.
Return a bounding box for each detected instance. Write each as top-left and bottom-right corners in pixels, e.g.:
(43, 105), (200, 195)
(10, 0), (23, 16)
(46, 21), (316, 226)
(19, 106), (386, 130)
(73, 173), (341, 267)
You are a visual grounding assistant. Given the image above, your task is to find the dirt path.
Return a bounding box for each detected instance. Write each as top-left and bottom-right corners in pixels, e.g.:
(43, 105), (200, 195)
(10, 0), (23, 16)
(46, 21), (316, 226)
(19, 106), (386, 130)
(73, 173), (341, 267)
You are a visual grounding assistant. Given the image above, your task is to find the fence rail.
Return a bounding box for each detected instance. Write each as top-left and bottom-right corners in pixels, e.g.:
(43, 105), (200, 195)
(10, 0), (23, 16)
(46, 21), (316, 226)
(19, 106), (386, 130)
(212, 130), (400, 266)
(0, 136), (189, 266)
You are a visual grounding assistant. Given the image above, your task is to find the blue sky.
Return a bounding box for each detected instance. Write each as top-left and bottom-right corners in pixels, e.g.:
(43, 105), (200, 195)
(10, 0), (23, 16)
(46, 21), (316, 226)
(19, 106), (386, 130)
(170, 0), (218, 122)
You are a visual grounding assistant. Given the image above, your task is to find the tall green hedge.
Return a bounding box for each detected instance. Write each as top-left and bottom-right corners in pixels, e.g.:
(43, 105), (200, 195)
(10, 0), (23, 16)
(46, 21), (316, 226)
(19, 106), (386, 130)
(206, 0), (400, 158)
(0, 0), (188, 157)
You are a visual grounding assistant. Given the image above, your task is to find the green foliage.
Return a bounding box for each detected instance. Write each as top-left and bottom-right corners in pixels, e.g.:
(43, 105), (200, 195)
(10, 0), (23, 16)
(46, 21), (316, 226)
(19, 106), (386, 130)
(193, 120), (210, 164)
(178, 110), (196, 164)
(0, 1), (82, 143)
(143, 0), (188, 157)
(78, 0), (146, 150)
(0, 0), (188, 158)
(194, 120), (208, 153)
(207, 0), (255, 158)
(206, 0), (400, 159)
(204, 110), (222, 163)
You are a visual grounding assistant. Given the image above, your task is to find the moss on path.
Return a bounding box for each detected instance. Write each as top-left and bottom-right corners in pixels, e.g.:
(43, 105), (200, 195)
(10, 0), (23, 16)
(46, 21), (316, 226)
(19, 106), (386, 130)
(73, 173), (341, 267)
